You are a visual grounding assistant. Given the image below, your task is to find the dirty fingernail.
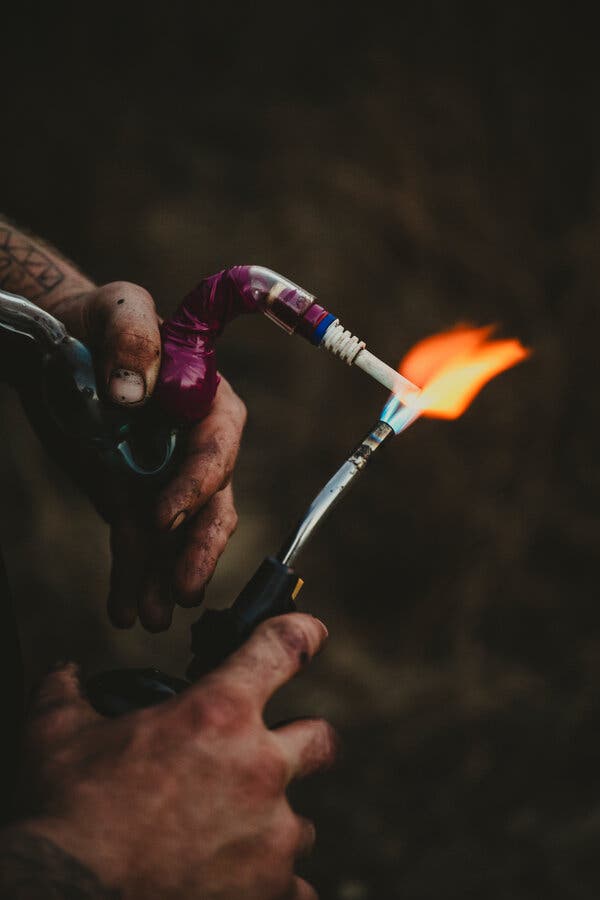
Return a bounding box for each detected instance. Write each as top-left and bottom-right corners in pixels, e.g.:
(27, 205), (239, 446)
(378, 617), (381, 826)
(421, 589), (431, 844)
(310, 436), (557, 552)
(109, 369), (145, 404)
(169, 511), (187, 532)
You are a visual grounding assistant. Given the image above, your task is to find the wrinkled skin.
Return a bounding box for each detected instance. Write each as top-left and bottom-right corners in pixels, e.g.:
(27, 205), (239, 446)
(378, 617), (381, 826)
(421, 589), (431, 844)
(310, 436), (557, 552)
(47, 281), (247, 631)
(17, 614), (337, 900)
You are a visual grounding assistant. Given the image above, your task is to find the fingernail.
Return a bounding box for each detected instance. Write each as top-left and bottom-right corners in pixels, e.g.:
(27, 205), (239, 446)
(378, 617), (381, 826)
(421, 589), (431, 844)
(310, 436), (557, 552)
(311, 615), (329, 638)
(169, 511), (187, 532)
(142, 607), (172, 633)
(109, 369), (145, 404)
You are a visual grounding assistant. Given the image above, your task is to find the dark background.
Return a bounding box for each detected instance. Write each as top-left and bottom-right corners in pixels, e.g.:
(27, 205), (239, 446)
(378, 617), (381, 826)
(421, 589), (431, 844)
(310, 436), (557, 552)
(1, 4), (599, 897)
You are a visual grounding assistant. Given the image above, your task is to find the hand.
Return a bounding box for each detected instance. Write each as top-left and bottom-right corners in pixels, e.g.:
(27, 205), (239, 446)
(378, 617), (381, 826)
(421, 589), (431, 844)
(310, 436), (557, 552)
(45, 281), (247, 631)
(18, 614), (337, 900)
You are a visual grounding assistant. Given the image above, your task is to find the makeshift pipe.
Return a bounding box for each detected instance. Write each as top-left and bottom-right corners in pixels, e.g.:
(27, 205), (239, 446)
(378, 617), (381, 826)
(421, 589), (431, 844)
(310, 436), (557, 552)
(156, 266), (421, 424)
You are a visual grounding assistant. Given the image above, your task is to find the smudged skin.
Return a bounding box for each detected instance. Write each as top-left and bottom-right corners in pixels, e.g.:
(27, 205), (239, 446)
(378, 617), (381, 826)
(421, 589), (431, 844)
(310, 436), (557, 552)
(2, 614), (336, 900)
(0, 215), (246, 628)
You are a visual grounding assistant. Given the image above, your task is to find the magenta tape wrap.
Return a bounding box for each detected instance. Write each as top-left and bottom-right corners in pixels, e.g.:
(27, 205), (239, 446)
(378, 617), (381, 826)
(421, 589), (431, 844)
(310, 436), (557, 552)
(155, 266), (331, 424)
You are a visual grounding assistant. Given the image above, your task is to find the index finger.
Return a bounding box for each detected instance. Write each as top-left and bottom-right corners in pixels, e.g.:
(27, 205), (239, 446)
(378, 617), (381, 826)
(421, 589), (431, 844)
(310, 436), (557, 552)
(156, 376), (246, 531)
(206, 614), (328, 711)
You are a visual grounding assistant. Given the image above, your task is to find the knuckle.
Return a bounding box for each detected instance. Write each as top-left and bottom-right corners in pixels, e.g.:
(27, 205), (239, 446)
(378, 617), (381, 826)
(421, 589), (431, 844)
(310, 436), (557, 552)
(106, 281), (156, 310)
(113, 329), (160, 363)
(26, 710), (63, 747)
(179, 544), (219, 585)
(309, 719), (339, 768)
(201, 514), (228, 544)
(297, 879), (319, 900)
(273, 808), (312, 862)
(184, 679), (251, 732)
(234, 393), (247, 427)
(208, 507), (237, 544)
(293, 814), (317, 853)
(26, 702), (83, 749)
(259, 617), (312, 667)
(177, 565), (214, 600)
(189, 437), (220, 466)
(250, 742), (288, 796)
(227, 508), (239, 535)
(185, 446), (228, 492)
(172, 475), (203, 508)
(185, 532), (215, 557)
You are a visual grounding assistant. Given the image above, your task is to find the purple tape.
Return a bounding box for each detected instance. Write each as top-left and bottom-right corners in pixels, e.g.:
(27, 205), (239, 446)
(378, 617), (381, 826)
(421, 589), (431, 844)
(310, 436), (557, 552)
(155, 268), (258, 423)
(155, 266), (329, 424)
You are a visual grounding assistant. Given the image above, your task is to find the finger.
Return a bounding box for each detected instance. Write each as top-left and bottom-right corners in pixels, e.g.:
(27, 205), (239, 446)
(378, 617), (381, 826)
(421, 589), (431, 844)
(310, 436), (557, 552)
(273, 718), (338, 782)
(138, 568), (173, 633)
(88, 281), (162, 406)
(293, 816), (317, 858)
(156, 376), (246, 531)
(286, 877), (319, 900)
(110, 516), (176, 632)
(210, 614), (328, 710)
(138, 533), (176, 632)
(108, 517), (145, 628)
(30, 662), (84, 715)
(28, 663), (99, 743)
(174, 483), (238, 606)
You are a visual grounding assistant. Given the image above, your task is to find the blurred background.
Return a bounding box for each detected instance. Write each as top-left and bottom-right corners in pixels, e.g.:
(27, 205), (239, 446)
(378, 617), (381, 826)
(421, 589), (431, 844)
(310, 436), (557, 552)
(1, 3), (599, 897)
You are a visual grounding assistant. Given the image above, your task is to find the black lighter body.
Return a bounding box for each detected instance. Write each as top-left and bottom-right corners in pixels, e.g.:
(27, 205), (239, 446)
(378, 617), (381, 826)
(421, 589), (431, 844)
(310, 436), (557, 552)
(87, 557), (303, 716)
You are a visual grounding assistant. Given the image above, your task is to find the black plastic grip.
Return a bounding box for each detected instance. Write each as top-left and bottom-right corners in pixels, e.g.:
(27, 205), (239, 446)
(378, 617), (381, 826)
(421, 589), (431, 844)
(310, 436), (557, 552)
(86, 557), (302, 716)
(86, 667), (189, 717)
(186, 556), (300, 679)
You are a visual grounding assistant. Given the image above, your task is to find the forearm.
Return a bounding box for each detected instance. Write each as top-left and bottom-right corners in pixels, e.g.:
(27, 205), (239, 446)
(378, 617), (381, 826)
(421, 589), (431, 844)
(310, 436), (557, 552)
(0, 214), (95, 332)
(0, 828), (120, 899)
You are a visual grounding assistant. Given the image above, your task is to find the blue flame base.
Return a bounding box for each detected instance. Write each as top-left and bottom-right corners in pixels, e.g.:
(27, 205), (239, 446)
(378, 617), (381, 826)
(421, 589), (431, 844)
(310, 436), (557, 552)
(380, 394), (423, 435)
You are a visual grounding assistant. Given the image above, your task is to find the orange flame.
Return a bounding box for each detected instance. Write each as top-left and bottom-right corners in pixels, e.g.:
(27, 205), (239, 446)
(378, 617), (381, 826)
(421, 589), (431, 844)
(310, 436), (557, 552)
(400, 324), (530, 419)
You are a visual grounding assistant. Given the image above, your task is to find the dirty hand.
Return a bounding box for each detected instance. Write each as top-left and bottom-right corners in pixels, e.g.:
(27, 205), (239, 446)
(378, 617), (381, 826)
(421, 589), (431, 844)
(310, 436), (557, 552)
(48, 281), (247, 631)
(16, 614), (336, 900)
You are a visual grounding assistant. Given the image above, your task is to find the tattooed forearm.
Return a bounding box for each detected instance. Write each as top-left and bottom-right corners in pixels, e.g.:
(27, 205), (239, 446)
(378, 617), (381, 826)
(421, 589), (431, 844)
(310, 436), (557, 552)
(0, 216), (94, 310)
(0, 224), (65, 298)
(0, 829), (121, 899)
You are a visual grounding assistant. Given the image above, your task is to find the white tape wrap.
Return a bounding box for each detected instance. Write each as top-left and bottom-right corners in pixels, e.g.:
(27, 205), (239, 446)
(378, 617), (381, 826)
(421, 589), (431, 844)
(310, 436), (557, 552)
(320, 319), (420, 403)
(320, 320), (366, 364)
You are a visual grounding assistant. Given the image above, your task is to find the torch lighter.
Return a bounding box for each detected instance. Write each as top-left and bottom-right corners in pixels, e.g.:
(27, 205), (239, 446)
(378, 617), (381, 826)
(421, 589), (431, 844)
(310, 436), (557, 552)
(0, 270), (420, 716)
(187, 418), (396, 677)
(87, 417), (399, 714)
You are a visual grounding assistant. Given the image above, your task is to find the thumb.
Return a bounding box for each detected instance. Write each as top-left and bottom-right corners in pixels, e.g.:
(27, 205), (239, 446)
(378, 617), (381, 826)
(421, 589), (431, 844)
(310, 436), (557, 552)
(28, 662), (99, 745)
(88, 281), (162, 406)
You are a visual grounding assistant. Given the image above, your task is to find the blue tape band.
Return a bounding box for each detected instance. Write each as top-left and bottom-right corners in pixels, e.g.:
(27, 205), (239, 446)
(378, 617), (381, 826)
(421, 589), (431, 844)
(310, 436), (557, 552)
(312, 313), (337, 346)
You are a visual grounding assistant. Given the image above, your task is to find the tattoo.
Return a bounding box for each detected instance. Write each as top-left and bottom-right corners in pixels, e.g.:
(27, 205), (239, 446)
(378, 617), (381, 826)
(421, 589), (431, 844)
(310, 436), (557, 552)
(0, 225), (65, 300)
(0, 829), (120, 899)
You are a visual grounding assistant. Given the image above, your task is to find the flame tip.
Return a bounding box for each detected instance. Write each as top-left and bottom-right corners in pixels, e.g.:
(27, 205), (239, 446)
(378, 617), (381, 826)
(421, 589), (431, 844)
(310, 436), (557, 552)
(397, 322), (530, 420)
